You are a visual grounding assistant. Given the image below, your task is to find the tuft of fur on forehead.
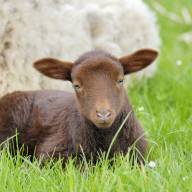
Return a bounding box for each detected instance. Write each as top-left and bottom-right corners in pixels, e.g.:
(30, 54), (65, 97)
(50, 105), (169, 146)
(74, 50), (118, 65)
(72, 50), (123, 79)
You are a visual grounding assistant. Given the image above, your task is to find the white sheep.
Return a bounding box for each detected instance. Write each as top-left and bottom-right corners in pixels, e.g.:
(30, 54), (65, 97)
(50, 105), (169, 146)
(0, 0), (160, 96)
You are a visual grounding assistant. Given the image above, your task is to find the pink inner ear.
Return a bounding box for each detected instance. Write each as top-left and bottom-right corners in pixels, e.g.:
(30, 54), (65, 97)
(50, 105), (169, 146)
(119, 49), (158, 74)
(34, 58), (74, 81)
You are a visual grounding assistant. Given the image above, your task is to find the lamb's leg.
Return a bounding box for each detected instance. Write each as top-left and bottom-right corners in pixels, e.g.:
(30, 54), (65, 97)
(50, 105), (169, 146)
(124, 113), (148, 164)
(34, 133), (71, 164)
(131, 119), (148, 164)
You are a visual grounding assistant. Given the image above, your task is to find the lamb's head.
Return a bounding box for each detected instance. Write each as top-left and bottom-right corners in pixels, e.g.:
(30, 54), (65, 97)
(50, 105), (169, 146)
(34, 49), (158, 129)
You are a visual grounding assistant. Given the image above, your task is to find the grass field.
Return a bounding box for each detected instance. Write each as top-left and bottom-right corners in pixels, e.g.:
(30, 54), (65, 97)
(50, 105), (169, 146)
(0, 1), (192, 191)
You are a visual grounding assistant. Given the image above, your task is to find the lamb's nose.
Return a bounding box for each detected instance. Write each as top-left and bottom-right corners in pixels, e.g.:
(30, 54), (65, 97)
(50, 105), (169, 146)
(96, 109), (112, 121)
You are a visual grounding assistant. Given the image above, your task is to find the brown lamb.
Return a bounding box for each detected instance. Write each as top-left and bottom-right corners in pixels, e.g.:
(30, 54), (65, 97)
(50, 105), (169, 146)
(0, 49), (158, 164)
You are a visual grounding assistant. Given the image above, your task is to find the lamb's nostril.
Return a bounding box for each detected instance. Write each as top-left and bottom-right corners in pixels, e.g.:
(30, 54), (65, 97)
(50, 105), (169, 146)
(105, 112), (112, 119)
(96, 109), (112, 121)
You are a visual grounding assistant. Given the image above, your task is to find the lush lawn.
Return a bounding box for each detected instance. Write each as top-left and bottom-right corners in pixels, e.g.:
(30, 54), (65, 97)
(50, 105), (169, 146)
(0, 1), (191, 191)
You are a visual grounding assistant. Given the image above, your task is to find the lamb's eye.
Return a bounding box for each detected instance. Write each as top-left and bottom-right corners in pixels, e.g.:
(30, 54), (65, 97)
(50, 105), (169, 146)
(73, 84), (81, 92)
(117, 79), (124, 85)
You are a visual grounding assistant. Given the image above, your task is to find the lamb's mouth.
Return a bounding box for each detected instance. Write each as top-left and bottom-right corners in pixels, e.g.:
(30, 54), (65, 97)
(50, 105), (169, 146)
(95, 121), (113, 129)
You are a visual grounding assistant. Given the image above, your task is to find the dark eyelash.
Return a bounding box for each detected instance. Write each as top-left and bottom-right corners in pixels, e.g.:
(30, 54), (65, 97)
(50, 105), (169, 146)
(117, 79), (124, 84)
(73, 84), (81, 91)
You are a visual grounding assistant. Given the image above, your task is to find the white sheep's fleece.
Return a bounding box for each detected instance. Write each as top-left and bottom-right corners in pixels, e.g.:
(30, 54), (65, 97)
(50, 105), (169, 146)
(0, 0), (160, 95)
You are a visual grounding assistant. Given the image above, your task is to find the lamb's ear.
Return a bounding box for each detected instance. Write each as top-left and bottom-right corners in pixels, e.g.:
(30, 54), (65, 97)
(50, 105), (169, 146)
(34, 58), (73, 81)
(119, 49), (158, 74)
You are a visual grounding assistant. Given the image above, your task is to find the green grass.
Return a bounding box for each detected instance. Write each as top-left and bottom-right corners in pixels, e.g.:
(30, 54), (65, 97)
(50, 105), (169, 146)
(0, 1), (192, 191)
